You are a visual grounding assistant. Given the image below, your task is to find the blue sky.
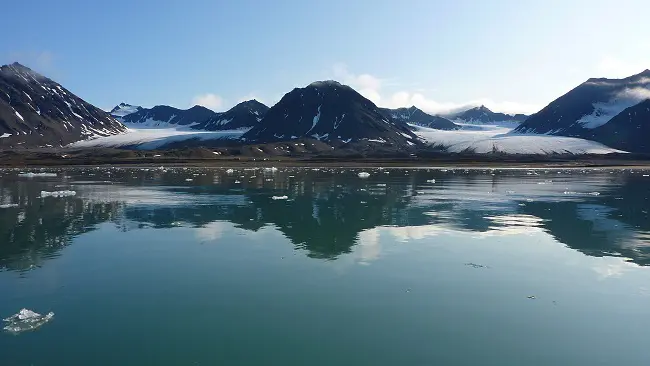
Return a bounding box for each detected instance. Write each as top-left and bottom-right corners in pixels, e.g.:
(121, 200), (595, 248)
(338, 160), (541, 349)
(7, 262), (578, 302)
(2, 0), (648, 114)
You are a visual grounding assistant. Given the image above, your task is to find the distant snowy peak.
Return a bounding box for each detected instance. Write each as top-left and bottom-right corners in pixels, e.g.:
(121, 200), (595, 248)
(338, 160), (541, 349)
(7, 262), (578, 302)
(120, 104), (216, 127)
(451, 105), (527, 124)
(243, 80), (422, 147)
(381, 106), (460, 130)
(0, 62), (126, 147)
(515, 69), (650, 140)
(192, 100), (269, 131)
(110, 103), (143, 117)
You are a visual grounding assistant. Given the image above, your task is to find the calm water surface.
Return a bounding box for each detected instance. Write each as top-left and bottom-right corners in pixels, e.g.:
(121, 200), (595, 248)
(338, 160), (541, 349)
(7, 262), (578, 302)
(1, 166), (649, 365)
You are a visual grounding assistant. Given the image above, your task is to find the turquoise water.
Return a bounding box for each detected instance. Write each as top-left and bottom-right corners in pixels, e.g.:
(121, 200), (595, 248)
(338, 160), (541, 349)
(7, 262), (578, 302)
(1, 167), (650, 365)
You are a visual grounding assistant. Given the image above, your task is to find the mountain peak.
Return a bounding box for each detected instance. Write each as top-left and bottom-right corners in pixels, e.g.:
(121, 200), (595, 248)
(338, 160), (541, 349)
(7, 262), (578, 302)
(2, 62), (42, 79)
(307, 80), (345, 88)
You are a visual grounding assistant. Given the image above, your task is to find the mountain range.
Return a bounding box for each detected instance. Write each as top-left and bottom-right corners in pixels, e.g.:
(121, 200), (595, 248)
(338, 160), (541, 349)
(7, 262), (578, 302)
(449, 105), (528, 124)
(380, 106), (460, 130)
(1, 61), (648, 155)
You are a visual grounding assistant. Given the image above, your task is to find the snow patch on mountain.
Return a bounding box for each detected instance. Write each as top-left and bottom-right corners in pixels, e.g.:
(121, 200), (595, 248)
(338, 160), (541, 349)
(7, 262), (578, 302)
(110, 103), (142, 117)
(578, 86), (650, 129)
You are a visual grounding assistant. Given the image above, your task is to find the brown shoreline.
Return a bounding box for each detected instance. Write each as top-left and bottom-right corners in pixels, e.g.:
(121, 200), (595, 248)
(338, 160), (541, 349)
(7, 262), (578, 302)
(0, 148), (650, 169)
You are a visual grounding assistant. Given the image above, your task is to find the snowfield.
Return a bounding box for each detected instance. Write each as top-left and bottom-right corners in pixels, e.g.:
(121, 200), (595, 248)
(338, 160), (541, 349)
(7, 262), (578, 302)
(68, 121), (622, 155)
(413, 123), (623, 154)
(69, 126), (245, 149)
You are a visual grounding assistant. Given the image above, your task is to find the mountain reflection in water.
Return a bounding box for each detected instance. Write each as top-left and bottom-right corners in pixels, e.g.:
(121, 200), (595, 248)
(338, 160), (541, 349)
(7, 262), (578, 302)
(1, 167), (649, 272)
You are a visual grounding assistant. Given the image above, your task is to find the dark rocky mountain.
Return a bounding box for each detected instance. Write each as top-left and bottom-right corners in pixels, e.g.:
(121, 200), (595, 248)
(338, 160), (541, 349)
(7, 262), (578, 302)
(191, 100), (269, 131)
(451, 105), (527, 124)
(243, 81), (421, 147)
(0, 62), (126, 148)
(380, 106), (460, 130)
(110, 103), (143, 117)
(119, 104), (216, 127)
(589, 99), (650, 153)
(515, 69), (650, 138)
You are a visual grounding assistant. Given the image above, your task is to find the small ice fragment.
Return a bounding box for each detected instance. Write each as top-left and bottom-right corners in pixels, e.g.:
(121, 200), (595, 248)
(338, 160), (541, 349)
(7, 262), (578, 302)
(589, 192), (600, 196)
(272, 195), (288, 200)
(185, 179), (193, 182)
(506, 190), (515, 194)
(18, 172), (57, 178)
(226, 169), (234, 174)
(3, 309), (54, 334)
(40, 190), (76, 198)
(0, 203), (19, 208)
(358, 172), (370, 178)
(426, 179), (436, 183)
(264, 167), (279, 172)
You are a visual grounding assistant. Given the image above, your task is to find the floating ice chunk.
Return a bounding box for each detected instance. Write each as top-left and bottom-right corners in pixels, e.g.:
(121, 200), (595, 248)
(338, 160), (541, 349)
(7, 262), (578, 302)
(264, 167), (279, 172)
(18, 172), (57, 178)
(185, 178), (193, 182)
(358, 172), (370, 178)
(3, 309), (54, 334)
(0, 203), (19, 208)
(272, 195), (289, 200)
(426, 179), (436, 183)
(589, 192), (601, 196)
(40, 190), (76, 198)
(226, 169), (234, 174)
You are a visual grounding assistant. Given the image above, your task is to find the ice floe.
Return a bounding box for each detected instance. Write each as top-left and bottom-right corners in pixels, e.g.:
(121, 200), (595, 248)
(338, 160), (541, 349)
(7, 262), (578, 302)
(40, 190), (77, 198)
(18, 172), (57, 178)
(3, 309), (54, 334)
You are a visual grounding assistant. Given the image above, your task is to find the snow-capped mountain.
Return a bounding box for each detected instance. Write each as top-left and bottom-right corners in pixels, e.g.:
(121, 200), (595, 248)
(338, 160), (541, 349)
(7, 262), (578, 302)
(450, 105), (528, 124)
(380, 106), (460, 130)
(515, 69), (650, 138)
(242, 80), (421, 147)
(110, 103), (143, 117)
(119, 105), (216, 127)
(191, 100), (269, 131)
(589, 99), (650, 153)
(0, 62), (126, 148)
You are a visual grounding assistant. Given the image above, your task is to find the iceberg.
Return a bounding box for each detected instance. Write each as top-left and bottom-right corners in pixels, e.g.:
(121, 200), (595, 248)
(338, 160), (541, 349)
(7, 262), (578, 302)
(3, 309), (54, 334)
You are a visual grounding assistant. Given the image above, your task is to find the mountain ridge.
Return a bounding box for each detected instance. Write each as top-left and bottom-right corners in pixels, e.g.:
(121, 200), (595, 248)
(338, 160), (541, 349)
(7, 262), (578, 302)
(0, 62), (126, 148)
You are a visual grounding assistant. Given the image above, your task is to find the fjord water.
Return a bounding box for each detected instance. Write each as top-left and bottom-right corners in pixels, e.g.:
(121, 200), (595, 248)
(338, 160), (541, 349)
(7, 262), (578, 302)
(1, 167), (650, 365)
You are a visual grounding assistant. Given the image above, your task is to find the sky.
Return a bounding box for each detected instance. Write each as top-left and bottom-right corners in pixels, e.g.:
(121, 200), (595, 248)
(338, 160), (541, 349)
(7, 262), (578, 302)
(2, 0), (649, 115)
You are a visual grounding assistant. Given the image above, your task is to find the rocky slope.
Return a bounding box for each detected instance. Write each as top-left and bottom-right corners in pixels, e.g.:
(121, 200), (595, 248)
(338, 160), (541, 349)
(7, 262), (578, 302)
(0, 62), (126, 148)
(515, 70), (650, 136)
(243, 81), (421, 148)
(589, 99), (650, 153)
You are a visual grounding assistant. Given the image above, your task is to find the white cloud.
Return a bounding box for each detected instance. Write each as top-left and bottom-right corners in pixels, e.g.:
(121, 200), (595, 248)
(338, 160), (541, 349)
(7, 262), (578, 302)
(191, 93), (224, 111)
(596, 56), (648, 79)
(330, 63), (540, 115)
